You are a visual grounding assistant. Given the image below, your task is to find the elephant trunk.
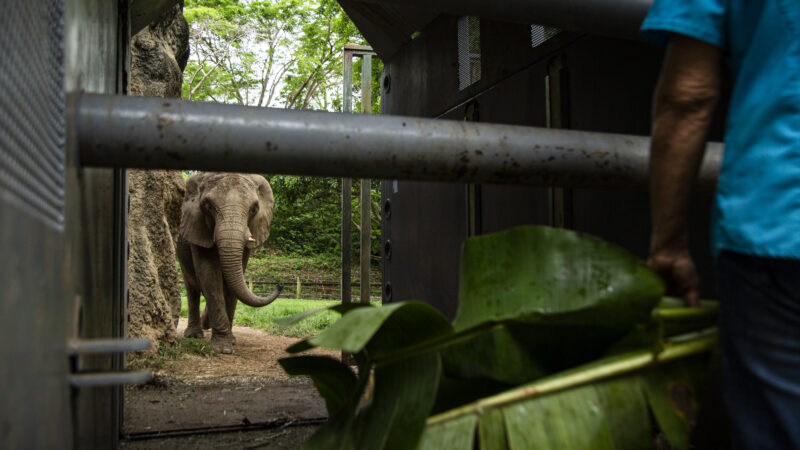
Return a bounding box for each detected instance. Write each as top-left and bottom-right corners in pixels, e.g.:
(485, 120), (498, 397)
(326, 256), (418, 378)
(217, 224), (283, 307)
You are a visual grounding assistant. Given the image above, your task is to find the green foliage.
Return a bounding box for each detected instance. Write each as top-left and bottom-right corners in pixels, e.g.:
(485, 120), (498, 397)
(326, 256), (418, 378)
(264, 176), (381, 259)
(127, 338), (217, 370)
(183, 0), (380, 111)
(279, 226), (718, 449)
(180, 296), (346, 338)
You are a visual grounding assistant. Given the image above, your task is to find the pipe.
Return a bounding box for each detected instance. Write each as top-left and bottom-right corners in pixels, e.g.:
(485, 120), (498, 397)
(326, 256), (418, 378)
(355, 0), (653, 40)
(68, 370), (153, 388)
(76, 93), (722, 191)
(67, 338), (151, 355)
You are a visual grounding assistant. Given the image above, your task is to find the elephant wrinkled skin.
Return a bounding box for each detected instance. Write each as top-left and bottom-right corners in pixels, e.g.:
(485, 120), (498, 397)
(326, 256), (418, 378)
(178, 172), (283, 354)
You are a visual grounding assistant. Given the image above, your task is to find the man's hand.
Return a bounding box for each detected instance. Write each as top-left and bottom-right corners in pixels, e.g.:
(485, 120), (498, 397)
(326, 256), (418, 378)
(648, 34), (722, 306)
(648, 249), (700, 307)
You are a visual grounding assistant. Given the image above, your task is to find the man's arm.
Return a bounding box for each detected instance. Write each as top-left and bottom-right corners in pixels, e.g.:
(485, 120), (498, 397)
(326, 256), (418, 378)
(648, 34), (723, 307)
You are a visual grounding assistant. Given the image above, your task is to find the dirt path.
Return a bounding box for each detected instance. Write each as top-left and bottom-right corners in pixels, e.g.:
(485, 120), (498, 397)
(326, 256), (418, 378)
(122, 320), (340, 449)
(165, 318), (339, 382)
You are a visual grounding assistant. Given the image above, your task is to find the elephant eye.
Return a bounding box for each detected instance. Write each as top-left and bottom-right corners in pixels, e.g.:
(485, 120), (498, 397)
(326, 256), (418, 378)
(250, 203), (259, 215)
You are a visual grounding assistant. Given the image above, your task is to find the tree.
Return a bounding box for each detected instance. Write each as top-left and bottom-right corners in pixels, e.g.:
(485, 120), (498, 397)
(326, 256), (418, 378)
(183, 0), (309, 106)
(281, 0), (365, 110)
(182, 0), (383, 261)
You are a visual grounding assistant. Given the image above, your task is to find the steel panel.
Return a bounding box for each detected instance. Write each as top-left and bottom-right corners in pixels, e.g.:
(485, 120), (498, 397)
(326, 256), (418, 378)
(0, 0), (66, 229)
(64, 0), (128, 447)
(0, 0), (72, 447)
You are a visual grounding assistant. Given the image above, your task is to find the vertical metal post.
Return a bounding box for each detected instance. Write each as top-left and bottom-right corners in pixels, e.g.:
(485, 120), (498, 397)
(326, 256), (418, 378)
(341, 50), (354, 307)
(464, 102), (481, 237)
(545, 57), (570, 228)
(360, 54), (372, 304)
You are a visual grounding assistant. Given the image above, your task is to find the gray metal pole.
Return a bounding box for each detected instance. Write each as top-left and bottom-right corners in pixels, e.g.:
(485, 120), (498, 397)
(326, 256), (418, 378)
(355, 0), (653, 40)
(360, 54), (372, 304)
(341, 50), (354, 307)
(76, 93), (722, 191)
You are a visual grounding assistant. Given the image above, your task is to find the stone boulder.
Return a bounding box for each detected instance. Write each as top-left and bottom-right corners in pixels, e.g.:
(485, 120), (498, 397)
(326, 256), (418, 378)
(127, 3), (189, 350)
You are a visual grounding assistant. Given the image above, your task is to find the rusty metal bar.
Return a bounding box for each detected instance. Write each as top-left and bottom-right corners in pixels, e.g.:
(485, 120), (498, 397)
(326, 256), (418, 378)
(76, 93), (722, 191)
(356, 0), (652, 40)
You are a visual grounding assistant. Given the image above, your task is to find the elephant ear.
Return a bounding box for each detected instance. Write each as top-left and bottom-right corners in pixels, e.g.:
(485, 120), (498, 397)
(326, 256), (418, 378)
(180, 173), (214, 248)
(249, 175), (275, 245)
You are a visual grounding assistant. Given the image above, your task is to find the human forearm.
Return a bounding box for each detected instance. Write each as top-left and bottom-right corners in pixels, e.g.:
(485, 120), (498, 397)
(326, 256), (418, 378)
(648, 34), (722, 304)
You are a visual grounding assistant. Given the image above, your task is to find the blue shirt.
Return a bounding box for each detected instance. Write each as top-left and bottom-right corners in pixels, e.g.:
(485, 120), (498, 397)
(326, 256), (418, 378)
(642, 0), (800, 259)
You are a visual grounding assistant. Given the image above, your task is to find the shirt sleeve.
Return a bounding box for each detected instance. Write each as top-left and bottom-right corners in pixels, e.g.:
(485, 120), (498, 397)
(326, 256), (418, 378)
(640, 0), (728, 49)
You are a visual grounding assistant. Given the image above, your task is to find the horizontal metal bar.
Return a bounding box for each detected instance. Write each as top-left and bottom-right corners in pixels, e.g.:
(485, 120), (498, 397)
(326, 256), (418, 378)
(67, 338), (151, 355)
(68, 370), (152, 388)
(355, 0), (653, 40)
(76, 93), (722, 191)
(122, 417), (327, 441)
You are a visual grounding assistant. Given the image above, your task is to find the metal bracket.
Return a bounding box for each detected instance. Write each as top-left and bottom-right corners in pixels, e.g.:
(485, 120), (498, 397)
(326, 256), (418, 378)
(68, 338), (153, 388)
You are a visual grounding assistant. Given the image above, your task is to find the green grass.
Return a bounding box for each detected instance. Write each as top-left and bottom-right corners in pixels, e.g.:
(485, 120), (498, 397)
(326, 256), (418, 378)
(180, 296), (375, 339)
(127, 337), (217, 370)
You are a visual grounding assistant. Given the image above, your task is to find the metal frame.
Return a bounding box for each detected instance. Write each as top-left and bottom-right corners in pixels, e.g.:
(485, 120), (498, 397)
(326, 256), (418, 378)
(353, 0), (652, 40)
(76, 92), (722, 191)
(341, 44), (378, 309)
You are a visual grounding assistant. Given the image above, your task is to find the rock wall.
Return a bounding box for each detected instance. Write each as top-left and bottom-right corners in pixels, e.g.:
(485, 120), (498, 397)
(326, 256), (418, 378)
(127, 3), (189, 350)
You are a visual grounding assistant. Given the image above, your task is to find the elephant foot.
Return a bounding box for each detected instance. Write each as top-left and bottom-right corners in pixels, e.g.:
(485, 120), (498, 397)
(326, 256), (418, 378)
(211, 333), (234, 354)
(183, 326), (204, 339)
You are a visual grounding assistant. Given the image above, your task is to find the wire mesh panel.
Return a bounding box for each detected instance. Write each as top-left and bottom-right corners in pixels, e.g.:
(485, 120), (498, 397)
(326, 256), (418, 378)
(531, 24), (561, 48)
(457, 16), (481, 90)
(0, 0), (66, 230)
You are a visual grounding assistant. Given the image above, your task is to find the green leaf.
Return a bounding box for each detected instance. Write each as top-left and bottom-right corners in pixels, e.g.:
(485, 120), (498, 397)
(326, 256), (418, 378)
(355, 353), (442, 450)
(278, 355), (357, 416)
(418, 414), (478, 450)
(455, 225), (664, 330)
(302, 301), (452, 355)
(301, 353), (442, 450)
(422, 336), (716, 450)
(477, 409), (508, 450)
(441, 324), (547, 385)
(642, 356), (706, 450)
(502, 376), (650, 449)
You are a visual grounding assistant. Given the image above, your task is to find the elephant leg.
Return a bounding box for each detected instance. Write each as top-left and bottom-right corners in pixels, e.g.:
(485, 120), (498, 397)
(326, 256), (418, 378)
(191, 245), (234, 354)
(200, 305), (210, 330)
(184, 284), (204, 339)
(178, 239), (204, 339)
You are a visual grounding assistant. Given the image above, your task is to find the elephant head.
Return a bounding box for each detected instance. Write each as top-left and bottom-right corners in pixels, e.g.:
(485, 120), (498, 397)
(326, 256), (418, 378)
(180, 172), (282, 307)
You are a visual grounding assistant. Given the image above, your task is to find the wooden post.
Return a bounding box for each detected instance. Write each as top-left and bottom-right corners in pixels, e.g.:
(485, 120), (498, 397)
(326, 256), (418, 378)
(360, 54), (372, 305)
(296, 276), (301, 299)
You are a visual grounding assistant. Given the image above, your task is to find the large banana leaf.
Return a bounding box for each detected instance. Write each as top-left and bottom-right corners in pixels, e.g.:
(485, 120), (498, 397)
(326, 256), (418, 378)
(279, 226), (716, 449)
(455, 225), (664, 329)
(420, 339), (715, 450)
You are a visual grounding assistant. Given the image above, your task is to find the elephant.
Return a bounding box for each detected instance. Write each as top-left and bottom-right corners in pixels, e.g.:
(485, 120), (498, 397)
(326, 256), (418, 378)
(177, 172), (283, 354)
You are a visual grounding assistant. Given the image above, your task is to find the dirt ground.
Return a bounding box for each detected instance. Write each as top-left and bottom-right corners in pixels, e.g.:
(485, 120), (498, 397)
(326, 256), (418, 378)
(121, 319), (340, 449)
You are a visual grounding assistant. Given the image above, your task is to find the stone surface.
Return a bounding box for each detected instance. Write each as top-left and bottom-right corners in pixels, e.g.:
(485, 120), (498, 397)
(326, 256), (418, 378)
(127, 3), (189, 350)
